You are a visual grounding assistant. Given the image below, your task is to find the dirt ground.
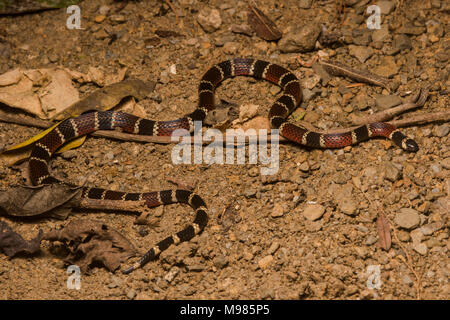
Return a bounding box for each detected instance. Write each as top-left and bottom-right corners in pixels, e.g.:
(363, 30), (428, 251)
(0, 0), (448, 300)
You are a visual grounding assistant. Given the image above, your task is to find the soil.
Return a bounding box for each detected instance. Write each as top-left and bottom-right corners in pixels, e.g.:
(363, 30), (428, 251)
(0, 0), (448, 300)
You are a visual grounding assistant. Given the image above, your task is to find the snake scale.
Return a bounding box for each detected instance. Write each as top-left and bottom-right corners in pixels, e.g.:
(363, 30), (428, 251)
(28, 58), (418, 273)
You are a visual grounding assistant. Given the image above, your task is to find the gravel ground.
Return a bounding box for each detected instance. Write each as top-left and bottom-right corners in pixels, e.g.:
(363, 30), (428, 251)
(0, 0), (448, 300)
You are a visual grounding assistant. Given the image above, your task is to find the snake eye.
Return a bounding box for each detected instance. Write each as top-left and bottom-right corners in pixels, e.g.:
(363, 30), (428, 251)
(404, 139), (419, 152)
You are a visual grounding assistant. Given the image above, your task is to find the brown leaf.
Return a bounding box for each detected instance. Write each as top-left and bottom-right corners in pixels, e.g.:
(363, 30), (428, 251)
(377, 213), (392, 250)
(0, 184), (82, 219)
(247, 4), (282, 41)
(43, 219), (138, 272)
(52, 79), (156, 120)
(0, 221), (43, 257)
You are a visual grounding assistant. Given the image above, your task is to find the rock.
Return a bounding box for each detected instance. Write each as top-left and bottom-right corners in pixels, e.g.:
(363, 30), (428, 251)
(258, 255), (274, 269)
(213, 255), (229, 269)
(397, 230), (410, 242)
(410, 229), (424, 243)
(383, 162), (401, 182)
(110, 14), (126, 23)
(248, 167), (259, 177)
(394, 208), (420, 230)
(301, 88), (316, 102)
(223, 41), (239, 55)
(402, 274), (413, 286)
(352, 29), (371, 46)
(299, 0), (313, 9)
(278, 24), (321, 53)
(365, 234), (378, 245)
(107, 276), (122, 289)
(298, 162), (309, 172)
(354, 246), (368, 259)
(239, 103), (259, 121)
(339, 199), (358, 216)
(372, 25), (390, 42)
(271, 203), (285, 218)
(302, 204), (325, 221)
(375, 95), (402, 110)
(420, 222), (443, 236)
(98, 5), (110, 16)
(397, 24), (426, 35)
(126, 288), (137, 300)
(375, 56), (399, 78)
(392, 34), (412, 52)
(413, 243), (427, 255)
(268, 242), (280, 255)
(61, 150), (77, 159)
(377, 1), (396, 14)
(164, 266), (179, 283)
(197, 8), (222, 33)
(301, 74), (321, 89)
(432, 124), (449, 137)
(243, 188), (257, 198)
(94, 15), (106, 23)
(348, 45), (373, 63)
(441, 158), (450, 170)
(426, 21), (444, 38)
(231, 24), (253, 36)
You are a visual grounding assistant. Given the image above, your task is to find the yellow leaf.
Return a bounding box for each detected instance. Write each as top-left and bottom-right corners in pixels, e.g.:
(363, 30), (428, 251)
(1, 121), (86, 166)
(57, 136), (86, 153)
(5, 121), (62, 151)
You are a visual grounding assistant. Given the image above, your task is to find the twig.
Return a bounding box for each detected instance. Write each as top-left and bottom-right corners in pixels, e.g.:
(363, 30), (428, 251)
(365, 196), (422, 300)
(163, 0), (179, 24)
(79, 198), (148, 213)
(351, 88), (429, 125)
(386, 215), (423, 300)
(319, 59), (390, 89)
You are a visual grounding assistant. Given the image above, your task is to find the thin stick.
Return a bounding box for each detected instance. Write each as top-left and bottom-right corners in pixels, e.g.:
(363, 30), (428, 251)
(351, 89), (429, 125)
(79, 198), (148, 213)
(319, 59), (390, 89)
(163, 0), (179, 24)
(386, 215), (423, 300)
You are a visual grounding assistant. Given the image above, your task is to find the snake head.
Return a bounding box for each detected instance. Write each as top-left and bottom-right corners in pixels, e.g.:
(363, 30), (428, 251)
(403, 138), (419, 152)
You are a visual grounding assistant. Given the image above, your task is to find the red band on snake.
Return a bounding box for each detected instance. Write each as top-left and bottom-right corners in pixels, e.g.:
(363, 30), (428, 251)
(29, 58), (418, 274)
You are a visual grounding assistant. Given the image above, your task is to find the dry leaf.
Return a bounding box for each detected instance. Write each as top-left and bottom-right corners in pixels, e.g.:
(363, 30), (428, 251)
(247, 4), (282, 41)
(377, 212), (392, 250)
(0, 68), (80, 119)
(0, 221), (43, 257)
(0, 184), (82, 219)
(53, 79), (155, 120)
(43, 219), (138, 272)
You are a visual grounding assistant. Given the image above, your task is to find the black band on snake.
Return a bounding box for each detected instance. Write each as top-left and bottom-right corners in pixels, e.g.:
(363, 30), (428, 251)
(28, 58), (418, 274)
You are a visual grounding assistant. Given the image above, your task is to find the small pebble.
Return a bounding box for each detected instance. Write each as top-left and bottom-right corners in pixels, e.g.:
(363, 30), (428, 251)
(412, 243), (428, 255)
(302, 204), (325, 221)
(126, 288), (137, 300)
(395, 208), (420, 230)
(267, 242), (280, 255)
(213, 255), (229, 269)
(197, 8), (222, 33)
(402, 274), (413, 286)
(339, 199), (358, 216)
(271, 203), (285, 218)
(258, 255), (274, 269)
